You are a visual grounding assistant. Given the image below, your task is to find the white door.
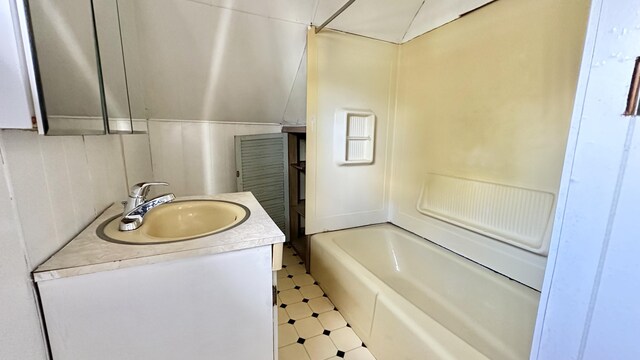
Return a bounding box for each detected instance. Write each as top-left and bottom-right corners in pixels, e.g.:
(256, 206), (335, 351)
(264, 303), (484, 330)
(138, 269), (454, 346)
(532, 0), (640, 358)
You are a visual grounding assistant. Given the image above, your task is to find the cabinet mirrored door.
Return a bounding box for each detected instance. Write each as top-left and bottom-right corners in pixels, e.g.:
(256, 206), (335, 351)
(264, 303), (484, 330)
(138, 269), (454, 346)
(26, 0), (146, 135)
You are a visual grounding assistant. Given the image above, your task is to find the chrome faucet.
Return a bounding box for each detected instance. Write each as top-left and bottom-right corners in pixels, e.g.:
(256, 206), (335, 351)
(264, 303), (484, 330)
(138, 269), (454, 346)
(120, 182), (175, 231)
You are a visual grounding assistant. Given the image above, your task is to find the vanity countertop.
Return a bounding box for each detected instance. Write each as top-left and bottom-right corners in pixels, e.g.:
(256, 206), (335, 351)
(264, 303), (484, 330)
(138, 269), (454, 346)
(34, 192), (285, 281)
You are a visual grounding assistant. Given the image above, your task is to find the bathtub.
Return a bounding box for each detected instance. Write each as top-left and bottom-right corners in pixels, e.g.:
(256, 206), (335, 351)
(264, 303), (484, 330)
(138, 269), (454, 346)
(310, 223), (540, 360)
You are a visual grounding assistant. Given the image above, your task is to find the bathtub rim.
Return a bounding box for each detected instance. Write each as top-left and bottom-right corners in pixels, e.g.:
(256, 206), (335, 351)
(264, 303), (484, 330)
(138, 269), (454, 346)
(310, 222), (541, 360)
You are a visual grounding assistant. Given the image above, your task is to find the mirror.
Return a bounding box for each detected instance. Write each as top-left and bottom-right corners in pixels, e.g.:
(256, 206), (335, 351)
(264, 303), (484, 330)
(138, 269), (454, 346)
(28, 0), (105, 135)
(113, 0), (147, 133)
(94, 0), (147, 133)
(26, 0), (146, 135)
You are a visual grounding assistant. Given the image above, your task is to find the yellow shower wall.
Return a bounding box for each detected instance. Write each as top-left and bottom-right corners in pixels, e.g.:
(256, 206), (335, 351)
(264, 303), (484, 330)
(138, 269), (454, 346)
(306, 29), (398, 234)
(390, 0), (590, 288)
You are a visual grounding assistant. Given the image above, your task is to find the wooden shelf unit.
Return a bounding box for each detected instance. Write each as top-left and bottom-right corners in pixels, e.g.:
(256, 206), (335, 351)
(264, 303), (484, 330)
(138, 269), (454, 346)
(291, 162), (306, 173)
(283, 126), (308, 269)
(295, 200), (305, 217)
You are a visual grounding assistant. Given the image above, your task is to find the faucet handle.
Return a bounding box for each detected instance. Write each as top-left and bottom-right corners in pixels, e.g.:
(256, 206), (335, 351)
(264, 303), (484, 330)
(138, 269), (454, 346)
(124, 182), (170, 214)
(129, 182), (169, 198)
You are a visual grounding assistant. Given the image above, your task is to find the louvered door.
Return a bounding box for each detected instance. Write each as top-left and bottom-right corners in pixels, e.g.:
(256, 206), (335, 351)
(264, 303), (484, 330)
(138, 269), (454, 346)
(235, 133), (289, 239)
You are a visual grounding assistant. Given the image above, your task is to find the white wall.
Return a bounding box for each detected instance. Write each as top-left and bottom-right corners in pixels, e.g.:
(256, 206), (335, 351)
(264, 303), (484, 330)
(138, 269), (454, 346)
(131, 0), (308, 124)
(122, 134), (154, 189)
(0, 130), (152, 360)
(0, 144), (47, 360)
(306, 29), (397, 233)
(148, 120), (282, 197)
(283, 48), (308, 126)
(388, 0), (589, 290)
(135, 0), (308, 197)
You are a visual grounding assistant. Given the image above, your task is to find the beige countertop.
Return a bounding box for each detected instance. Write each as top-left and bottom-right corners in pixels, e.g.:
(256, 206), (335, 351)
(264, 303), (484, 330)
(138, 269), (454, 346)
(34, 192), (285, 281)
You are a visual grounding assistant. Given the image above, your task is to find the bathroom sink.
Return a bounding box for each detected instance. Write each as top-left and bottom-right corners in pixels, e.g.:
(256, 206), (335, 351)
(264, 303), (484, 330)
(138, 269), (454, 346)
(97, 200), (250, 244)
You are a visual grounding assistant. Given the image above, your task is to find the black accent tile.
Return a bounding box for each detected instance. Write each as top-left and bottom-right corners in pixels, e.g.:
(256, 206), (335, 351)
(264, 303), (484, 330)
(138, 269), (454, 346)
(298, 261), (304, 265)
(288, 319), (295, 325)
(323, 330), (331, 336)
(312, 313), (319, 318)
(287, 275), (294, 278)
(336, 350), (345, 358)
(362, 342), (367, 348)
(280, 304), (287, 309)
(323, 294), (328, 297)
(302, 298), (309, 303)
(313, 281), (319, 285)
(346, 323), (351, 328)
(297, 338), (305, 344)
(282, 264), (287, 268)
(294, 285), (301, 290)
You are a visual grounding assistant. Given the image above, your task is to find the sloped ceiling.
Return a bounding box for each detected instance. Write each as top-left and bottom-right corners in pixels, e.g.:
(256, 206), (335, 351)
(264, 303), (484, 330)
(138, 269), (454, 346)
(134, 0), (496, 124)
(402, 0), (496, 42)
(188, 0), (317, 24)
(188, 0), (497, 44)
(313, 0), (496, 43)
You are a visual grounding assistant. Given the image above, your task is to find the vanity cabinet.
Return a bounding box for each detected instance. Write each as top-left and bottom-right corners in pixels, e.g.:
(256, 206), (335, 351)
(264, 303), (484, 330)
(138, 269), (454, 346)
(37, 245), (276, 360)
(34, 193), (283, 359)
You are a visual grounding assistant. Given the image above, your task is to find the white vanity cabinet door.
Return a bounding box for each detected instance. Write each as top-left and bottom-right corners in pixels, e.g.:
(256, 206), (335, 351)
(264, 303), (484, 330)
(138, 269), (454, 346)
(37, 246), (274, 360)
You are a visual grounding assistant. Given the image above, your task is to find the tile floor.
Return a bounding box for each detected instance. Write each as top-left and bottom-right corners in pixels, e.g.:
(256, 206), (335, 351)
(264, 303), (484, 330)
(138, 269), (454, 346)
(277, 245), (376, 360)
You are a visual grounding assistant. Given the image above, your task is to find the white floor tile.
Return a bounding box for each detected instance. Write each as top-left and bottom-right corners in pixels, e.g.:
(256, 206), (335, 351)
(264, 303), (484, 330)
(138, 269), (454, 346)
(278, 307), (289, 325)
(277, 248), (373, 360)
(277, 277), (295, 291)
(294, 317), (324, 339)
(344, 347), (376, 360)
(330, 327), (362, 352)
(292, 274), (315, 287)
(304, 334), (337, 360)
(279, 343), (310, 360)
(277, 269), (289, 279)
(284, 247), (298, 256)
(308, 297), (334, 314)
(299, 285), (324, 299)
(286, 263), (307, 276)
(282, 253), (301, 267)
(318, 311), (347, 331)
(279, 289), (303, 305)
(282, 257), (298, 267)
(286, 302), (313, 320)
(278, 323), (298, 348)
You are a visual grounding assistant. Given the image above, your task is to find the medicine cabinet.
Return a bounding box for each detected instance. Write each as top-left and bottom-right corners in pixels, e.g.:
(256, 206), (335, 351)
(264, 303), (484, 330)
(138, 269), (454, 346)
(25, 0), (146, 135)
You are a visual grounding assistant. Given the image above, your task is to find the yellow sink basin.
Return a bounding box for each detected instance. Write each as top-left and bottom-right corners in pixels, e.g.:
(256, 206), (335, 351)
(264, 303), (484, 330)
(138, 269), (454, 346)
(98, 200), (250, 244)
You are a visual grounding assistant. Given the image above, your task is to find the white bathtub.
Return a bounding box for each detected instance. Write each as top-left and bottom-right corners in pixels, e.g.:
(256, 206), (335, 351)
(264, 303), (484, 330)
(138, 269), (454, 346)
(310, 223), (540, 360)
